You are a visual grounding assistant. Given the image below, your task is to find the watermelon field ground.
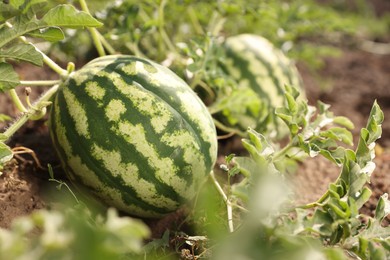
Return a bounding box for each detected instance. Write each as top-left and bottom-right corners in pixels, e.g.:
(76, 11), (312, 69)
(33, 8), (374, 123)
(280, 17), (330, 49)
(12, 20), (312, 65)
(0, 0), (390, 258)
(0, 32), (389, 232)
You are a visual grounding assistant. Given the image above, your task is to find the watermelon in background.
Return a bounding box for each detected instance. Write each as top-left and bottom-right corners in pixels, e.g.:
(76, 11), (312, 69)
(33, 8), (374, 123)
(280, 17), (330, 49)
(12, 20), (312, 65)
(220, 34), (304, 139)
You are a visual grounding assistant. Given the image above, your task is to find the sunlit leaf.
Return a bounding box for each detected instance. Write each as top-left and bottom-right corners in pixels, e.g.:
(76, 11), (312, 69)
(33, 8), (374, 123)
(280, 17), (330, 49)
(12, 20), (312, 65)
(333, 116), (354, 130)
(375, 193), (390, 222)
(353, 187), (372, 209)
(365, 100), (384, 144)
(0, 14), (42, 47)
(27, 27), (64, 42)
(0, 4), (102, 48)
(320, 127), (353, 146)
(41, 5), (103, 28)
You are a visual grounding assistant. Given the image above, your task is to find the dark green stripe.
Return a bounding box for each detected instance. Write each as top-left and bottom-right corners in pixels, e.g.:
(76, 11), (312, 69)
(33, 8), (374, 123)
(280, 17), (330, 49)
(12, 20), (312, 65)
(74, 73), (196, 186)
(53, 86), (174, 215)
(83, 55), (213, 172)
(109, 60), (214, 170)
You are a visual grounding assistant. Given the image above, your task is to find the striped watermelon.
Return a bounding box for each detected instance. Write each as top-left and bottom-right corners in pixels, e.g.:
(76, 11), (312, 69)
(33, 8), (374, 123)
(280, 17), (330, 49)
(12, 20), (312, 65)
(49, 55), (218, 218)
(222, 34), (304, 138)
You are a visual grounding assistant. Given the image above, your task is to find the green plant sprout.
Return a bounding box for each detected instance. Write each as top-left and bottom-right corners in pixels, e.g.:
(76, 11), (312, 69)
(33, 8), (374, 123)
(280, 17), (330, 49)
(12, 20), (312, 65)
(209, 86), (388, 259)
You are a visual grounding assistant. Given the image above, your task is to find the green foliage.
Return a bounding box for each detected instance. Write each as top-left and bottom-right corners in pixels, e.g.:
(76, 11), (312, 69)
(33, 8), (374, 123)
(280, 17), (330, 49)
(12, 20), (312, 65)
(64, 0), (386, 138)
(0, 206), (150, 260)
(207, 88), (387, 259)
(0, 0), (102, 92)
(61, 0), (388, 67)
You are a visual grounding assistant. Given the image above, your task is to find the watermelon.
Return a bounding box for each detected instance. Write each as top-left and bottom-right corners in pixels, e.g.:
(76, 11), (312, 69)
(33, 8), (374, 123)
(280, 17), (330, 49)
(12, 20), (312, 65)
(221, 34), (304, 138)
(49, 55), (218, 218)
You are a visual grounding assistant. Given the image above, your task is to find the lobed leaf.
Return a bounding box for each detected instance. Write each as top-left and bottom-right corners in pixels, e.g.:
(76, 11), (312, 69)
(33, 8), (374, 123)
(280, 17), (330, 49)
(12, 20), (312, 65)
(0, 3), (20, 23)
(0, 14), (42, 48)
(0, 0), (47, 22)
(0, 62), (19, 91)
(41, 5), (103, 29)
(0, 43), (43, 66)
(0, 4), (102, 48)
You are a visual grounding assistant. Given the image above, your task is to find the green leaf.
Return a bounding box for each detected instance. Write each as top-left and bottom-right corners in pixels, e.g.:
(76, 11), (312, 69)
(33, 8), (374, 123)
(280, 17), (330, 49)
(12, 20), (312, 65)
(322, 247), (348, 260)
(365, 101), (384, 144)
(27, 27), (64, 42)
(233, 156), (258, 178)
(0, 62), (19, 91)
(320, 127), (353, 146)
(0, 142), (13, 164)
(375, 193), (390, 222)
(0, 0), (47, 22)
(353, 187), (372, 210)
(368, 241), (386, 260)
(231, 182), (250, 203)
(0, 43), (43, 66)
(0, 3), (20, 23)
(333, 116), (354, 130)
(143, 230), (170, 253)
(41, 5), (103, 28)
(0, 114), (11, 123)
(18, 0), (47, 14)
(284, 91), (298, 114)
(0, 5), (102, 48)
(0, 14), (42, 48)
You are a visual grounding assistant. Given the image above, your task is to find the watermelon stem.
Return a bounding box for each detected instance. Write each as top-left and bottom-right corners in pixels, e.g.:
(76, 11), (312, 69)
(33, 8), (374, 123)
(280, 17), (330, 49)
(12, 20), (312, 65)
(98, 33), (116, 55)
(210, 171), (234, 233)
(273, 142), (295, 161)
(3, 84), (59, 140)
(19, 80), (61, 86)
(157, 0), (176, 53)
(79, 0), (106, 57)
(8, 89), (27, 113)
(213, 119), (246, 137)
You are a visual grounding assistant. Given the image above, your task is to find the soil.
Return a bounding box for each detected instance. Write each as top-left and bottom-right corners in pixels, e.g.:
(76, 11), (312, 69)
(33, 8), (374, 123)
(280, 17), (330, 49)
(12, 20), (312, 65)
(0, 5), (389, 237)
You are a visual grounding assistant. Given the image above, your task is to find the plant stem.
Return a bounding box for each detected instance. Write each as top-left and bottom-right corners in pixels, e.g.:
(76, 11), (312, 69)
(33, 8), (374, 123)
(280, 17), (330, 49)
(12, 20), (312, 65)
(187, 6), (204, 35)
(210, 171), (234, 232)
(99, 34), (116, 55)
(2, 85), (59, 140)
(158, 0), (176, 53)
(213, 119), (246, 137)
(20, 80), (61, 86)
(79, 0), (106, 57)
(8, 89), (27, 113)
(39, 49), (69, 77)
(273, 142), (294, 161)
(296, 190), (330, 210)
